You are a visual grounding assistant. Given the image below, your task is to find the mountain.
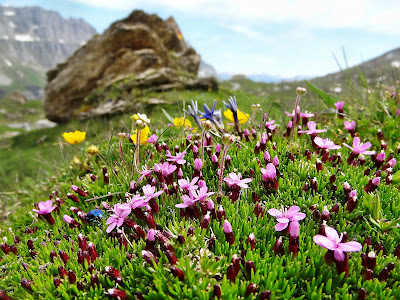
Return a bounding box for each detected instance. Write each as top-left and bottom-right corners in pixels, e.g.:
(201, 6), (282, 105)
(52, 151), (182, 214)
(0, 6), (96, 99)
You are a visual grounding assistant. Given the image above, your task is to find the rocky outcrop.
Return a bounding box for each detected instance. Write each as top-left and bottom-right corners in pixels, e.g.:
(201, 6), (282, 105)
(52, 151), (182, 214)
(44, 10), (218, 123)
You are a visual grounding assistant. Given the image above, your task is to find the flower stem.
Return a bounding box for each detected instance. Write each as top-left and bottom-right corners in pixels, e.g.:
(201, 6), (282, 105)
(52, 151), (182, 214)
(218, 145), (229, 196)
(201, 129), (206, 164)
(135, 130), (141, 172)
(291, 94), (302, 141)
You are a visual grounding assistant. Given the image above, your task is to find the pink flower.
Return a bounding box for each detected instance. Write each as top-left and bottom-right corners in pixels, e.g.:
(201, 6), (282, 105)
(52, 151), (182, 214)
(223, 220), (233, 233)
(32, 200), (57, 215)
(137, 169), (153, 182)
(300, 112), (314, 118)
(166, 150), (186, 165)
(261, 163), (276, 181)
(143, 185), (164, 202)
(105, 203), (131, 233)
(178, 177), (199, 191)
(298, 121), (327, 135)
(265, 120), (276, 131)
(146, 134), (158, 144)
(314, 137), (341, 150)
(194, 158), (203, 170)
(175, 194), (197, 208)
(344, 121), (356, 131)
(313, 226), (362, 261)
(127, 193), (147, 209)
(191, 186), (214, 202)
(272, 156), (279, 167)
(334, 101), (344, 110)
(376, 151), (385, 162)
(147, 229), (156, 241)
(224, 173), (252, 189)
(154, 162), (176, 176)
(267, 206), (306, 231)
(343, 137), (375, 155)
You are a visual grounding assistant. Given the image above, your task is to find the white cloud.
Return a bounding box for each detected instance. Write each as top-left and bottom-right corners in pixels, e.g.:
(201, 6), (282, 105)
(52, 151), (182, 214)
(70, 0), (400, 35)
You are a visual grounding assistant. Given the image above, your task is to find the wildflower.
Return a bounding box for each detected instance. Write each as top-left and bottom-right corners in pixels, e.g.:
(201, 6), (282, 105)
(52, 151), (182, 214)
(173, 117), (192, 128)
(105, 203), (131, 233)
(201, 100), (218, 121)
(154, 162), (177, 177)
(300, 111), (314, 126)
(131, 113), (150, 125)
(131, 126), (150, 145)
(314, 137), (341, 150)
(298, 121), (327, 135)
(265, 120), (276, 131)
(223, 220), (235, 245)
(192, 185), (215, 202)
(344, 121), (356, 131)
(344, 137), (375, 160)
(224, 172), (252, 189)
(260, 163), (278, 190)
(178, 177), (199, 192)
(166, 150), (186, 165)
(142, 184), (164, 202)
(62, 130), (86, 144)
(194, 158), (203, 170)
(63, 215), (80, 228)
(334, 101), (344, 112)
(223, 109), (249, 124)
(313, 226), (362, 262)
(86, 145), (99, 154)
(32, 200), (57, 225)
(127, 193), (147, 209)
(146, 134), (158, 144)
(184, 99), (203, 129)
(267, 205), (306, 231)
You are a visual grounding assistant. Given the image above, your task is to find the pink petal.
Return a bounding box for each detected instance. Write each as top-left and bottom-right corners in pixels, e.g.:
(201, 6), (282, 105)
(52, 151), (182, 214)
(117, 218), (124, 227)
(343, 143), (353, 151)
(267, 209), (282, 217)
(289, 221), (299, 238)
(32, 209), (39, 213)
(337, 241), (362, 252)
(362, 150), (375, 155)
(106, 222), (117, 233)
(359, 142), (372, 152)
(353, 137), (361, 148)
(38, 202), (46, 211)
(292, 212), (306, 221)
(313, 235), (337, 251)
(334, 249), (345, 261)
(286, 206), (300, 218)
(324, 226), (340, 244)
(120, 209), (131, 218)
(106, 217), (117, 225)
(276, 217), (289, 224)
(175, 203), (189, 208)
(274, 222), (288, 231)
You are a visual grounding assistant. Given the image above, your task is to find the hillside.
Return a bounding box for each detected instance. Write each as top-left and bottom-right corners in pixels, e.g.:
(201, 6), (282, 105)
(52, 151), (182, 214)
(0, 6), (96, 99)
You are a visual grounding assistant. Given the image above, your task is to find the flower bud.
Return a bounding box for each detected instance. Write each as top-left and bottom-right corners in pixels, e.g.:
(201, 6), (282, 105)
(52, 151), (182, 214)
(245, 283), (258, 297)
(170, 266), (185, 281)
(68, 269), (76, 284)
(107, 288), (127, 299)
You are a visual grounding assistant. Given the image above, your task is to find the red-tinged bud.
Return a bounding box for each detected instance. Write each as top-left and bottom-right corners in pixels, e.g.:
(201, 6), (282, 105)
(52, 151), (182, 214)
(247, 233), (256, 250)
(170, 266), (185, 281)
(21, 278), (33, 290)
(107, 288), (127, 299)
(27, 239), (34, 250)
(375, 242), (384, 254)
(360, 253), (367, 268)
(90, 274), (99, 287)
(213, 283), (222, 298)
(70, 206), (83, 214)
(148, 198), (160, 214)
(289, 235), (299, 257)
(226, 264), (238, 282)
(363, 268), (373, 280)
(260, 290), (272, 300)
(165, 250), (177, 265)
(386, 175), (393, 185)
(155, 231), (169, 244)
(362, 236), (372, 249)
(142, 250), (158, 265)
(273, 237), (284, 256)
(346, 198), (358, 213)
(321, 206), (330, 221)
(312, 209), (321, 222)
(88, 242), (98, 261)
(67, 193), (80, 203)
(105, 266), (122, 283)
(53, 278), (62, 288)
(343, 182), (351, 194)
(217, 206), (225, 222)
(0, 290), (12, 300)
(200, 213), (211, 229)
(103, 173), (109, 185)
(58, 265), (67, 277)
(358, 288), (367, 300)
(77, 211), (87, 222)
(366, 251), (376, 269)
(133, 225), (145, 240)
(67, 270), (76, 284)
(9, 245), (17, 254)
(50, 250), (57, 262)
(29, 250), (37, 258)
(378, 267), (389, 281)
(177, 235), (185, 244)
(13, 236), (20, 244)
(87, 265), (95, 274)
(71, 185), (88, 197)
(76, 281), (84, 291)
(145, 212), (156, 229)
(245, 260), (256, 276)
(329, 174), (336, 184)
(310, 177), (318, 191)
(187, 226), (195, 236)
(231, 255), (241, 273)
(58, 250), (69, 264)
(1, 243), (10, 255)
(245, 283), (258, 297)
(77, 249), (84, 265)
(316, 159), (323, 172)
(331, 203), (340, 213)
(78, 234), (87, 251)
(208, 235), (216, 250)
(254, 142), (260, 155)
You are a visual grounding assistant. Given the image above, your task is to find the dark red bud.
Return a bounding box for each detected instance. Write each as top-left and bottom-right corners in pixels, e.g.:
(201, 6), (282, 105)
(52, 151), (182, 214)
(226, 264), (238, 282)
(88, 242), (98, 262)
(27, 239), (34, 250)
(58, 266), (68, 278)
(58, 250), (69, 264)
(67, 193), (80, 203)
(0, 290), (12, 300)
(53, 278), (62, 288)
(68, 270), (76, 284)
(208, 235), (215, 250)
(358, 288), (367, 300)
(245, 283), (258, 297)
(187, 226), (195, 236)
(165, 250), (177, 265)
(107, 288), (127, 299)
(0, 243), (10, 255)
(29, 250), (37, 258)
(330, 203), (340, 213)
(245, 260), (256, 276)
(214, 284), (222, 298)
(260, 290), (272, 300)
(378, 267), (389, 281)
(247, 233), (256, 250)
(273, 237), (284, 256)
(77, 281), (84, 291)
(90, 274), (99, 287)
(105, 266), (122, 283)
(78, 234), (87, 251)
(363, 269), (374, 280)
(21, 278), (33, 291)
(177, 235), (185, 244)
(170, 266), (185, 281)
(13, 236), (20, 244)
(387, 262), (395, 271)
(50, 250), (57, 262)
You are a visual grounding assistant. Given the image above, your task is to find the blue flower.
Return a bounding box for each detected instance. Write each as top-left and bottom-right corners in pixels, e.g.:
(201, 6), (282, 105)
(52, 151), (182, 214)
(201, 100), (218, 120)
(183, 100), (202, 129)
(223, 96), (239, 124)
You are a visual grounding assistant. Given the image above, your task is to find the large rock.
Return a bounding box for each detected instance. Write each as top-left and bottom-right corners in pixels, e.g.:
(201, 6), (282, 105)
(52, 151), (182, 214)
(44, 10), (217, 123)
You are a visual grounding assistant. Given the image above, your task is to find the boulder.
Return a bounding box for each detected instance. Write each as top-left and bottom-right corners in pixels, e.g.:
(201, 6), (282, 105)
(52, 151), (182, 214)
(44, 10), (217, 123)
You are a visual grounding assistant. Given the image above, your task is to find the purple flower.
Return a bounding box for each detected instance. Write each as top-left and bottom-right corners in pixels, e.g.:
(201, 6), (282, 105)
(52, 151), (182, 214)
(194, 158), (203, 170)
(127, 193), (147, 209)
(300, 112), (314, 118)
(154, 162), (177, 176)
(314, 137), (341, 150)
(191, 186), (214, 202)
(224, 173), (252, 189)
(267, 206), (306, 231)
(344, 121), (356, 131)
(223, 220), (233, 233)
(143, 185), (164, 202)
(178, 177), (199, 191)
(313, 226), (362, 261)
(166, 150), (186, 165)
(32, 200), (57, 215)
(343, 137), (375, 155)
(105, 203), (131, 233)
(376, 151), (385, 162)
(265, 120), (276, 131)
(175, 194), (197, 208)
(146, 134), (158, 144)
(298, 121), (327, 135)
(137, 169), (153, 182)
(261, 163), (276, 181)
(272, 156), (279, 167)
(147, 229), (156, 241)
(334, 101), (344, 110)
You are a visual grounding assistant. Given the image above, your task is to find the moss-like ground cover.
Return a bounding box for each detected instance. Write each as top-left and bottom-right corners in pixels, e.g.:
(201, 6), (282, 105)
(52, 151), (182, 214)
(0, 85), (400, 299)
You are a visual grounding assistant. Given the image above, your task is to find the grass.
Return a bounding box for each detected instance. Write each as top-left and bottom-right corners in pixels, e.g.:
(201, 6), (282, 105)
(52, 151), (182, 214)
(0, 82), (399, 299)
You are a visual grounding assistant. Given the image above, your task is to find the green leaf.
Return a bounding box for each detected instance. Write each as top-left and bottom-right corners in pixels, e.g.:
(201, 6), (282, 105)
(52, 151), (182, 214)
(306, 80), (337, 108)
(162, 108), (174, 123)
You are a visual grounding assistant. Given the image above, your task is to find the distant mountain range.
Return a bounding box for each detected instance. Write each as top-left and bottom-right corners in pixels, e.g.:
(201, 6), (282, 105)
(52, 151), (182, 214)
(0, 6), (96, 99)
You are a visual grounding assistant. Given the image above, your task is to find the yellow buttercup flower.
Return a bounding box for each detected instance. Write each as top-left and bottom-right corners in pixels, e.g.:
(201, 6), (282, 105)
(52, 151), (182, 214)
(62, 131), (86, 144)
(131, 126), (150, 145)
(224, 109), (250, 124)
(173, 117), (192, 128)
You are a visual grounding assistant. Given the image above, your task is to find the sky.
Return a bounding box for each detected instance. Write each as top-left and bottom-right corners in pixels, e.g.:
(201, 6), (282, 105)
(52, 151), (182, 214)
(2, 0), (400, 79)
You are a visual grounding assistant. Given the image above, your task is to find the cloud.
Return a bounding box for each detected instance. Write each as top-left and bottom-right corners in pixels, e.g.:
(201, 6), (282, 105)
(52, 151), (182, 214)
(69, 0), (400, 35)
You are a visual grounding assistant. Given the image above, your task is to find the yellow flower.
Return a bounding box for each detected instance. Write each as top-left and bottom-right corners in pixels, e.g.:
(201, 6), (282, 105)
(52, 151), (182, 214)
(62, 131), (86, 144)
(173, 117), (192, 128)
(131, 126), (150, 145)
(86, 145), (99, 155)
(224, 109), (250, 124)
(131, 113), (150, 124)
